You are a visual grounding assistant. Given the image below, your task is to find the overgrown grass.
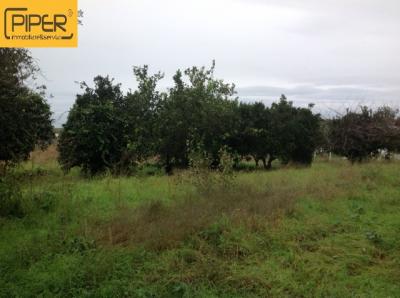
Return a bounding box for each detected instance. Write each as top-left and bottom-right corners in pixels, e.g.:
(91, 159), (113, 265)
(1, 152), (400, 297)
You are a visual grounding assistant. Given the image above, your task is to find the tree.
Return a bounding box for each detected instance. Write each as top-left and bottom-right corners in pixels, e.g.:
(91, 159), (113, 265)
(229, 102), (274, 168)
(269, 95), (321, 166)
(329, 106), (400, 162)
(157, 69), (193, 170)
(123, 66), (165, 162)
(372, 107), (400, 155)
(0, 49), (53, 169)
(158, 62), (237, 172)
(58, 76), (126, 175)
(289, 104), (321, 164)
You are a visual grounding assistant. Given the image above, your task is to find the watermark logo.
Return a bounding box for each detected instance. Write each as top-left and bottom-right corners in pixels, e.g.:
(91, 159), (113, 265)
(0, 0), (78, 47)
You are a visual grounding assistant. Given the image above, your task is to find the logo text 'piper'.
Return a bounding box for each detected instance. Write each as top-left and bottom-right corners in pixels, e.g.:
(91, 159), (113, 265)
(1, 0), (78, 47)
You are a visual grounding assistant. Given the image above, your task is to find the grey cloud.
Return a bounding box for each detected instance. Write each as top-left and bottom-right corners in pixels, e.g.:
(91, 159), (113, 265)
(238, 85), (400, 101)
(237, 84), (400, 118)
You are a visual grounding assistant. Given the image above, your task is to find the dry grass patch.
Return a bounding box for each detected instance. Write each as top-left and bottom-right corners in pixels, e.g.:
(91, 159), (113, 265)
(89, 166), (357, 250)
(30, 144), (58, 165)
(91, 183), (300, 249)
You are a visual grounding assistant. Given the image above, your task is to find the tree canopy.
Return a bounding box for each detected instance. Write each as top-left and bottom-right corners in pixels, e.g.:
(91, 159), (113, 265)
(0, 49), (53, 168)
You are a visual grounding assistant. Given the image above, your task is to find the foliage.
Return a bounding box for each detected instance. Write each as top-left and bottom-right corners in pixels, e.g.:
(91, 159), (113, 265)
(229, 95), (321, 168)
(229, 101), (273, 168)
(58, 76), (126, 175)
(329, 106), (400, 162)
(158, 62), (237, 171)
(0, 49), (54, 167)
(0, 48), (38, 88)
(269, 95), (322, 165)
(58, 67), (166, 175)
(57, 62), (332, 176)
(124, 66), (165, 162)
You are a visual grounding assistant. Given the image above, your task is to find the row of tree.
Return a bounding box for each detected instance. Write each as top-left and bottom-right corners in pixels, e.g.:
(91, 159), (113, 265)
(57, 62), (400, 175)
(57, 63), (322, 175)
(1, 49), (400, 176)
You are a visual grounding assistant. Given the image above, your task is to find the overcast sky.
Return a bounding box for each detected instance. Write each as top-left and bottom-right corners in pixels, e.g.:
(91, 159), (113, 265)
(31, 0), (400, 126)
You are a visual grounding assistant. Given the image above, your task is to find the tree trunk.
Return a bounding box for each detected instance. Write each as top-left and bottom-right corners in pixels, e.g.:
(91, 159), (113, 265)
(165, 156), (173, 175)
(262, 157), (267, 169)
(266, 155), (274, 170)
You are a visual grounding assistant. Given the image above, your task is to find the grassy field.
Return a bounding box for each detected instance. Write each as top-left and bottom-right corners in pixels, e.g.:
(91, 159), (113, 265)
(1, 148), (400, 297)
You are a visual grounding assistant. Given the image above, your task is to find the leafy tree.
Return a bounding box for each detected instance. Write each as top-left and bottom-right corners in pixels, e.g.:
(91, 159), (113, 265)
(0, 49), (53, 169)
(229, 102), (274, 168)
(58, 76), (126, 175)
(124, 66), (165, 162)
(269, 95), (321, 166)
(157, 70), (192, 170)
(158, 62), (237, 172)
(289, 104), (321, 164)
(59, 67), (166, 175)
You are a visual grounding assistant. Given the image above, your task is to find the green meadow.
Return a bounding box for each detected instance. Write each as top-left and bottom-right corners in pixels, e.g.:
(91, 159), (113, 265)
(1, 152), (400, 297)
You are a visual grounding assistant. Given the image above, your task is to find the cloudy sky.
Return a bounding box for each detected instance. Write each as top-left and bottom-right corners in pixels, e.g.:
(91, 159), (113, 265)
(31, 0), (400, 126)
